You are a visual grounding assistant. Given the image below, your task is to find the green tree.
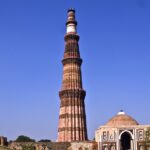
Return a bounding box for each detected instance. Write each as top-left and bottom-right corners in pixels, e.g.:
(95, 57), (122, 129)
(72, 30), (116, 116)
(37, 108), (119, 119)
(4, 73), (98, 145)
(22, 145), (35, 150)
(15, 135), (35, 142)
(38, 139), (51, 142)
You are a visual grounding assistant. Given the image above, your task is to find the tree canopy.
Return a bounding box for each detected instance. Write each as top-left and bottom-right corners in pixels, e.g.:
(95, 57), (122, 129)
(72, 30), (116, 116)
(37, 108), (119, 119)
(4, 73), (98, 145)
(15, 135), (35, 142)
(38, 139), (51, 142)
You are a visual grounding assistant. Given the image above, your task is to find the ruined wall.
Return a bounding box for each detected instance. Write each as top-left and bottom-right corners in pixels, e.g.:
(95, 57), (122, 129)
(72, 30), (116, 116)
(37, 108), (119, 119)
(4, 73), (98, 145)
(0, 146), (11, 150)
(8, 141), (97, 150)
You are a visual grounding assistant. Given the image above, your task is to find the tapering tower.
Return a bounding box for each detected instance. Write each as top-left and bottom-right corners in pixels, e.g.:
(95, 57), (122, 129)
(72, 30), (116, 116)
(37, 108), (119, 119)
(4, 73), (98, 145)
(58, 9), (88, 142)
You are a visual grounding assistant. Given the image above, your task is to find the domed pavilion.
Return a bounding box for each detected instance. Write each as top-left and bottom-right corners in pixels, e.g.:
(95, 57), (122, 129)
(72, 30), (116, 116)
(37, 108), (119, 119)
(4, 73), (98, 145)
(95, 110), (150, 150)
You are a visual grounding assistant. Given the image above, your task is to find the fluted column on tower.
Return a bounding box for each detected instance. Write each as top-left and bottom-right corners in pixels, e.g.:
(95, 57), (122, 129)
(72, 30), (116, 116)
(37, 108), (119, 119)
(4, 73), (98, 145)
(57, 9), (88, 142)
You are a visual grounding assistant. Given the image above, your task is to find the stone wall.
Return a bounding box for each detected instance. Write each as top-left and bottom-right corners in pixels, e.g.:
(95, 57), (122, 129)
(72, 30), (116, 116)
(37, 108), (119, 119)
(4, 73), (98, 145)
(0, 146), (11, 150)
(8, 141), (97, 150)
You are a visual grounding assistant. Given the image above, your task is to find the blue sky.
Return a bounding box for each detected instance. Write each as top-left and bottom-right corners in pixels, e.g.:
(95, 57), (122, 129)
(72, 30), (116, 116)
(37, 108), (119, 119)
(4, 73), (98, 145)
(0, 0), (150, 141)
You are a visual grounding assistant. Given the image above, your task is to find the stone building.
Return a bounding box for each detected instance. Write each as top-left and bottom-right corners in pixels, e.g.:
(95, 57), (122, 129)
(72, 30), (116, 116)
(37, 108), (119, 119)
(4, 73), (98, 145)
(95, 110), (150, 150)
(0, 137), (8, 146)
(58, 9), (88, 142)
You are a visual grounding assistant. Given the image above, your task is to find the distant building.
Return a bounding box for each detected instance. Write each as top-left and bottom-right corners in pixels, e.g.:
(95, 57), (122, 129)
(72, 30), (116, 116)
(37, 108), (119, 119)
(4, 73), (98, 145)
(0, 137), (8, 146)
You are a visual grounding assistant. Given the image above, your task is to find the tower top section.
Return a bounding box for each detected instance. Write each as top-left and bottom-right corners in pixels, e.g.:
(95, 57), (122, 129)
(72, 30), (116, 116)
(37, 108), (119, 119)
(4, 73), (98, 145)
(67, 8), (75, 13)
(66, 9), (77, 33)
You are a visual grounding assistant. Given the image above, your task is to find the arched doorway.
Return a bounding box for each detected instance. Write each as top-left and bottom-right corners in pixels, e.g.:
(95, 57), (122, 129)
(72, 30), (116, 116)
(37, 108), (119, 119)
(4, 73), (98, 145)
(120, 132), (132, 150)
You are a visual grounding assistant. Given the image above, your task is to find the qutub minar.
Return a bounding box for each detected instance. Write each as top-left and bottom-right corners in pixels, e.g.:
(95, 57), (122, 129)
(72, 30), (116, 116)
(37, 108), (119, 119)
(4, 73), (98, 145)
(0, 9), (150, 150)
(58, 9), (88, 142)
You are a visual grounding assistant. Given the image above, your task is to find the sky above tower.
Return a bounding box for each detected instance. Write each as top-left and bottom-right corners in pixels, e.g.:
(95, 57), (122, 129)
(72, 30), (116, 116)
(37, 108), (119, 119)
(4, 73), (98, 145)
(0, 0), (150, 141)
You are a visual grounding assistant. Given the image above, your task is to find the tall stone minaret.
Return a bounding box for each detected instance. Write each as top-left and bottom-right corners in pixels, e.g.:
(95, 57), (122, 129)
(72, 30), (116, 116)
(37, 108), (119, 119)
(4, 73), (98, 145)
(57, 9), (88, 142)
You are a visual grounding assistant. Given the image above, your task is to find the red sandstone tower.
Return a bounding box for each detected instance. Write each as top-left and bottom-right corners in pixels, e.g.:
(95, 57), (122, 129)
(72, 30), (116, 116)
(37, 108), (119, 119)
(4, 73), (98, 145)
(57, 9), (88, 142)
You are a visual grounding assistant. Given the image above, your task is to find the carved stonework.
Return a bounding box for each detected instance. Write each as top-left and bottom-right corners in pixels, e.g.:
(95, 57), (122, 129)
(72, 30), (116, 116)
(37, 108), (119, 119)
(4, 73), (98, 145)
(137, 129), (144, 141)
(57, 9), (88, 142)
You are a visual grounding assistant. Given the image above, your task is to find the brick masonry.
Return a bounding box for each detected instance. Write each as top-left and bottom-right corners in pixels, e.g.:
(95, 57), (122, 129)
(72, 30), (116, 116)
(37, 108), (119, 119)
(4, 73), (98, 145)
(8, 141), (97, 150)
(57, 9), (88, 142)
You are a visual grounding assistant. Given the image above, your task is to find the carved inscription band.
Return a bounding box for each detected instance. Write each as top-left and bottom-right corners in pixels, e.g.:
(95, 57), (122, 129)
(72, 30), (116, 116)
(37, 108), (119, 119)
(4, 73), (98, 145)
(58, 127), (86, 132)
(65, 34), (79, 41)
(59, 113), (85, 119)
(59, 89), (86, 99)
